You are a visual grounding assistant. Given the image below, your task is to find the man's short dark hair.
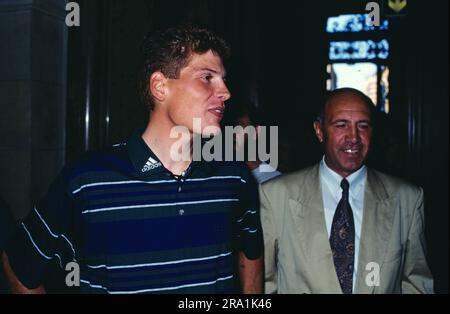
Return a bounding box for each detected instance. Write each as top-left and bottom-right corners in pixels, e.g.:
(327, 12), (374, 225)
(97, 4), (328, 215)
(316, 87), (376, 124)
(140, 25), (230, 111)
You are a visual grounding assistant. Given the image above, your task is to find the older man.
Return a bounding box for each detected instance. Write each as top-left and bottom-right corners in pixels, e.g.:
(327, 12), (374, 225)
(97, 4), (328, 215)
(260, 88), (433, 294)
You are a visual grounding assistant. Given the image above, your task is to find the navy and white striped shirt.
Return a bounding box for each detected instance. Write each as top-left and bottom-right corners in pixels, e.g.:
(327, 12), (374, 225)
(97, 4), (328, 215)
(7, 129), (263, 293)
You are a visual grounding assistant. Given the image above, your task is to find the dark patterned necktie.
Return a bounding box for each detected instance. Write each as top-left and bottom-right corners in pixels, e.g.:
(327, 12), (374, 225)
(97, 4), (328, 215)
(329, 178), (355, 294)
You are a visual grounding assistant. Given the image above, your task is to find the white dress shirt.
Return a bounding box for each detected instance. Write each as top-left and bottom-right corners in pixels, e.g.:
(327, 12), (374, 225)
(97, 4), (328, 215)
(319, 156), (367, 292)
(251, 162), (282, 184)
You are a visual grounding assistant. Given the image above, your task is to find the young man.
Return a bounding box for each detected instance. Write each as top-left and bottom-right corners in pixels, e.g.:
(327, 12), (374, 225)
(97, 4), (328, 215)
(2, 26), (263, 294)
(260, 88), (433, 293)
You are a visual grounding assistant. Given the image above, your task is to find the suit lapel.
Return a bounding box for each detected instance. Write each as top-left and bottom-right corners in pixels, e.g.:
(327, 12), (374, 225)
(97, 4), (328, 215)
(354, 169), (396, 293)
(288, 164), (342, 293)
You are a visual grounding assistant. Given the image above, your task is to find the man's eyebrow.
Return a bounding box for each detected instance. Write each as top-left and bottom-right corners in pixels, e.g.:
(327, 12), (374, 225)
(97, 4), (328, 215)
(329, 118), (372, 124)
(329, 118), (349, 123)
(194, 67), (226, 76)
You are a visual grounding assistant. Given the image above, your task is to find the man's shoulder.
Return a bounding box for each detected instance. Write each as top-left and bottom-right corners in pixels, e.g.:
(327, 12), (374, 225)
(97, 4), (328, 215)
(368, 168), (422, 197)
(260, 164), (319, 194)
(199, 160), (259, 189)
(71, 142), (129, 168)
(61, 142), (133, 184)
(208, 160), (251, 176)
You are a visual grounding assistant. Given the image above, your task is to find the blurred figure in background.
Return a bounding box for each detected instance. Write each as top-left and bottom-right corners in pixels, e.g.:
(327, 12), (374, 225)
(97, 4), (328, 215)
(232, 101), (281, 184)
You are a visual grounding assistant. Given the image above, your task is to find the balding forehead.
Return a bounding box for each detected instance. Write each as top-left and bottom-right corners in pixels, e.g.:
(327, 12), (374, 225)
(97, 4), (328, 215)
(325, 92), (372, 114)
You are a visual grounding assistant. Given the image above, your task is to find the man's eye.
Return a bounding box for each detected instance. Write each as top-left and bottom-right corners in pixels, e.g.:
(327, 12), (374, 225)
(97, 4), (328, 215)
(335, 123), (346, 128)
(358, 123), (370, 130)
(201, 74), (213, 82)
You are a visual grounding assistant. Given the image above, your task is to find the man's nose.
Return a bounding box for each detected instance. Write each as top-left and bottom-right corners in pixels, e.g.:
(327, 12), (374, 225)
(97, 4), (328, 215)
(217, 81), (231, 102)
(347, 126), (360, 143)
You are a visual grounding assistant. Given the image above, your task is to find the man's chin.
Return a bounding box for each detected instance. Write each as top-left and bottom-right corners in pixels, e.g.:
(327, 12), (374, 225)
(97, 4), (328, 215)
(342, 162), (364, 174)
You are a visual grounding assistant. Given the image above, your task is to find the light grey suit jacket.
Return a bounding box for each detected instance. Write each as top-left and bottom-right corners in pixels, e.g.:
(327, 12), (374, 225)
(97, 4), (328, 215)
(259, 164), (433, 294)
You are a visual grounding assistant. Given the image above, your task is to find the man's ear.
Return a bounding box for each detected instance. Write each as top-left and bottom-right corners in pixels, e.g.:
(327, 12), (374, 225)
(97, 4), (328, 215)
(149, 72), (167, 102)
(313, 121), (324, 143)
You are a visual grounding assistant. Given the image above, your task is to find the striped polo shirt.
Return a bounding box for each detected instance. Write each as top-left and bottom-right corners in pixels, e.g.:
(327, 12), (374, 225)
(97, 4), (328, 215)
(7, 129), (263, 294)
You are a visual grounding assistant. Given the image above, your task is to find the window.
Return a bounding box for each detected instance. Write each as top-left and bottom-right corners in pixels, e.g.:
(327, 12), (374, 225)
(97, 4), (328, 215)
(326, 14), (390, 113)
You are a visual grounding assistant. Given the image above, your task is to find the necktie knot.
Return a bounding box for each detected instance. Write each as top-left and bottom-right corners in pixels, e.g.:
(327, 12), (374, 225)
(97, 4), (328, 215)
(340, 178), (349, 201)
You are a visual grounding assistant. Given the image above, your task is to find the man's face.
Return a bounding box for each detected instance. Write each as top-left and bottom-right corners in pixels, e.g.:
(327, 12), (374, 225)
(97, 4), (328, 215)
(164, 50), (230, 135)
(314, 93), (373, 177)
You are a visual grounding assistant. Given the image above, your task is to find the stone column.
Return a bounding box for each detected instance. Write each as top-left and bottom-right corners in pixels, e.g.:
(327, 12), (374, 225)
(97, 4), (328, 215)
(0, 0), (67, 220)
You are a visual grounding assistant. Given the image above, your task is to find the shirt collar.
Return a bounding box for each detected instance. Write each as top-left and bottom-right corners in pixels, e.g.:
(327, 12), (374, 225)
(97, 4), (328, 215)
(319, 155), (367, 199)
(126, 128), (214, 178)
(126, 128), (166, 177)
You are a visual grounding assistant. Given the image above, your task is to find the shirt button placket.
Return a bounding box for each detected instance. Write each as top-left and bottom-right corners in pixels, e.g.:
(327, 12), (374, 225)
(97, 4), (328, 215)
(178, 172), (185, 215)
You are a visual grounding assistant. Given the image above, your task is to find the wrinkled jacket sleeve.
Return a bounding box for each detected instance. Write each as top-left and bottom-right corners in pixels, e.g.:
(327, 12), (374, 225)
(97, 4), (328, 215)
(401, 187), (434, 293)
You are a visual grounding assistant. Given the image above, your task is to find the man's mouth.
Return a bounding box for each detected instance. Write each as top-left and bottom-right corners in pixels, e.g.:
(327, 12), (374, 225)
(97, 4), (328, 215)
(343, 149), (359, 154)
(340, 145), (363, 157)
(208, 107), (225, 119)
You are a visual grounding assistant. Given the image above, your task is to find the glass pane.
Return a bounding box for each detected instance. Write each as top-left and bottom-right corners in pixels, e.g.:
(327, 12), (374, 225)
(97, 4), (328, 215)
(329, 40), (389, 60)
(380, 65), (390, 113)
(326, 14), (388, 33)
(327, 62), (378, 106)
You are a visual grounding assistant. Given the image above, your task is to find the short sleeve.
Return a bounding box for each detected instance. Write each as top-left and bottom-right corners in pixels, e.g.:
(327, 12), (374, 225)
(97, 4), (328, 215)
(6, 169), (79, 289)
(234, 164), (263, 260)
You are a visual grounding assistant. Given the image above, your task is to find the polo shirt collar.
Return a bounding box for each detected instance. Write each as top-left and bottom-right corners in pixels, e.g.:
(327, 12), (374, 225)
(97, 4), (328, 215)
(127, 128), (166, 177)
(126, 128), (214, 178)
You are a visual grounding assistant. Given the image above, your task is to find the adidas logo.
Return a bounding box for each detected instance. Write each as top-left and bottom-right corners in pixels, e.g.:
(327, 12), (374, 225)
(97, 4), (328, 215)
(141, 157), (162, 172)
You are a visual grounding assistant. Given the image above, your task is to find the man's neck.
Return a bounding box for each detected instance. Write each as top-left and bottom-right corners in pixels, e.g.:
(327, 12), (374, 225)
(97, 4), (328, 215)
(142, 112), (192, 176)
